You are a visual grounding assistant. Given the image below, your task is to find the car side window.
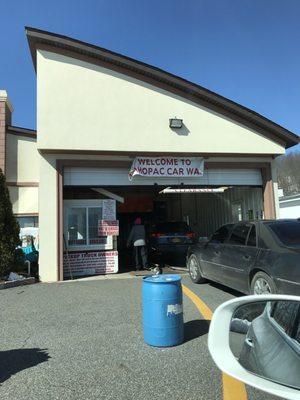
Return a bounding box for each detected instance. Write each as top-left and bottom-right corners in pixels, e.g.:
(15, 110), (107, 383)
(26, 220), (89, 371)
(246, 225), (257, 247)
(271, 301), (299, 337)
(210, 225), (233, 244)
(227, 224), (251, 246)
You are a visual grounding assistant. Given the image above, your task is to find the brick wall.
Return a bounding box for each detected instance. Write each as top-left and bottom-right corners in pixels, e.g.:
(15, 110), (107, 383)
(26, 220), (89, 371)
(0, 92), (12, 174)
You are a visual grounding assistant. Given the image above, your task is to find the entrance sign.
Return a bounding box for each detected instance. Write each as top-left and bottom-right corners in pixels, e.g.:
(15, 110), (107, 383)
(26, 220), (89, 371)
(102, 199), (116, 220)
(129, 157), (204, 180)
(98, 220), (119, 236)
(63, 250), (118, 277)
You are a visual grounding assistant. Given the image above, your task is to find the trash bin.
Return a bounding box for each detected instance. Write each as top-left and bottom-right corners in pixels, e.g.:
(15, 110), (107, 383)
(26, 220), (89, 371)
(142, 274), (184, 347)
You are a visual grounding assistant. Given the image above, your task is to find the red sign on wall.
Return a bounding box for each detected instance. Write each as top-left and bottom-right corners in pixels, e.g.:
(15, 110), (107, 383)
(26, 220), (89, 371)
(98, 220), (119, 236)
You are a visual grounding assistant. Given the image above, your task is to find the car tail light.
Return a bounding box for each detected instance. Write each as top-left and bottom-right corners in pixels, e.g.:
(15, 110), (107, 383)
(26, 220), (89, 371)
(151, 233), (164, 238)
(186, 232), (196, 239)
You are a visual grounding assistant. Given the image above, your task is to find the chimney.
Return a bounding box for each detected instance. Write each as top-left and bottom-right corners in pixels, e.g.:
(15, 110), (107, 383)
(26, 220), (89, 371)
(0, 90), (13, 174)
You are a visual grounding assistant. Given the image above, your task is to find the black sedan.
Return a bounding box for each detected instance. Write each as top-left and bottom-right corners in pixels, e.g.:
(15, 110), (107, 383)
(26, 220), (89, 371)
(187, 219), (300, 295)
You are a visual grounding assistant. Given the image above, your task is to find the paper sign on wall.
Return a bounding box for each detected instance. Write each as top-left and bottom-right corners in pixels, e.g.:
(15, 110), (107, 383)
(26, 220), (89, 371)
(63, 250), (118, 277)
(102, 199), (116, 220)
(129, 157), (204, 180)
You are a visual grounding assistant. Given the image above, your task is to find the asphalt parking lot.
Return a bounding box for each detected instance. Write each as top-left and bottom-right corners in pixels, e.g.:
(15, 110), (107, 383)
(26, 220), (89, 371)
(1, 274), (282, 400)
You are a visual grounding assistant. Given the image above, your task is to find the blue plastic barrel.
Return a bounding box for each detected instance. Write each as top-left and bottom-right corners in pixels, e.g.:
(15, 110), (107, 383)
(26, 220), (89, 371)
(142, 274), (184, 347)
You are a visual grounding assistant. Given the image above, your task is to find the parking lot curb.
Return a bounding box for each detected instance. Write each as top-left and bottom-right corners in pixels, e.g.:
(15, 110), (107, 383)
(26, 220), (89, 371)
(0, 277), (36, 290)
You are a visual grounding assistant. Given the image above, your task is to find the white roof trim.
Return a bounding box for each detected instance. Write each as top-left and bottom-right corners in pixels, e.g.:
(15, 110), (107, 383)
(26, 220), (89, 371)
(0, 90), (13, 112)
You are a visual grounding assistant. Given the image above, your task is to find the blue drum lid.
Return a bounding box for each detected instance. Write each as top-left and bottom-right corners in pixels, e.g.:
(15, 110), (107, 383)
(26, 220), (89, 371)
(143, 274), (181, 283)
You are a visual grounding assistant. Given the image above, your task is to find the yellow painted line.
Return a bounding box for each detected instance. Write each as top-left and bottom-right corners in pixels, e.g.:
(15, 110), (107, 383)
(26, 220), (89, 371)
(182, 284), (213, 320)
(182, 284), (248, 400)
(222, 372), (247, 400)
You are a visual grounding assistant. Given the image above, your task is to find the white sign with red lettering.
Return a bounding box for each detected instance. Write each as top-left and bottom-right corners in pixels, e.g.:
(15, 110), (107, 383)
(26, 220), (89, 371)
(129, 157), (204, 180)
(63, 250), (118, 277)
(98, 220), (119, 236)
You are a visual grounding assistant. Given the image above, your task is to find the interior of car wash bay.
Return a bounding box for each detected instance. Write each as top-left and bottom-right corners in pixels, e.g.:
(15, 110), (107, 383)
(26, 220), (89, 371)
(61, 158), (265, 279)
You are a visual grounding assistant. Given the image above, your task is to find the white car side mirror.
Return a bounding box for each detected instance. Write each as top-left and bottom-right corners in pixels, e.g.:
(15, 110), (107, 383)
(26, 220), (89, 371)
(208, 295), (300, 400)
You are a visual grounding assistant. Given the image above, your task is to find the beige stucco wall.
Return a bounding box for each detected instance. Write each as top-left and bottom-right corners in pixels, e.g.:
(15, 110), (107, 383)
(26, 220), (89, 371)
(6, 133), (39, 214)
(38, 154), (58, 282)
(37, 50), (285, 155)
(6, 134), (39, 182)
(9, 186), (39, 214)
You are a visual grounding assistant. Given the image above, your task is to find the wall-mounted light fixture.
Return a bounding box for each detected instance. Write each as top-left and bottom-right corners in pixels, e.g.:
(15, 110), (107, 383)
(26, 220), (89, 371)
(159, 187), (230, 194)
(169, 118), (183, 128)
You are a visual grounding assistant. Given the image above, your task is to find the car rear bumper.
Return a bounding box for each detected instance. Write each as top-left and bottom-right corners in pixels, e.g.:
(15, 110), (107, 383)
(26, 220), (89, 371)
(151, 244), (190, 259)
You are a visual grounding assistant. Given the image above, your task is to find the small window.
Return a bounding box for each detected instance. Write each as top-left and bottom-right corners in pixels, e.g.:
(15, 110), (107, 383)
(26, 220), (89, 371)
(17, 216), (39, 228)
(65, 203), (113, 249)
(232, 202), (243, 222)
(88, 207), (105, 245)
(67, 207), (87, 246)
(228, 224), (251, 246)
(246, 225), (257, 247)
(271, 301), (300, 337)
(210, 224), (233, 244)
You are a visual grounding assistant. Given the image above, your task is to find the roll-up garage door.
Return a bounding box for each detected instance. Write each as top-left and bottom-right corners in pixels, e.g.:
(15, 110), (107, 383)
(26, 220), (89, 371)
(64, 167), (262, 186)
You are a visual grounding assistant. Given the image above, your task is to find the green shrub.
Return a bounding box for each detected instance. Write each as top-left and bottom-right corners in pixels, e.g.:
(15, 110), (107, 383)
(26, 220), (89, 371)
(0, 169), (23, 278)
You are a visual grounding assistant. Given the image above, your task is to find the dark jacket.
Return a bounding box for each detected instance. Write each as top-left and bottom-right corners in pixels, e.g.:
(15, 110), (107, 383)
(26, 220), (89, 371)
(127, 225), (146, 247)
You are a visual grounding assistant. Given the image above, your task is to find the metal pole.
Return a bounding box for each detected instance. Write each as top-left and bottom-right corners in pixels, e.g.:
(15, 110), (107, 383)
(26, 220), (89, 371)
(25, 260), (31, 276)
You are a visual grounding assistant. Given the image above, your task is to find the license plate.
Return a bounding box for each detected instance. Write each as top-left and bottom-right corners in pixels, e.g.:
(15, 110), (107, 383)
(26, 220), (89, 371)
(171, 238), (182, 243)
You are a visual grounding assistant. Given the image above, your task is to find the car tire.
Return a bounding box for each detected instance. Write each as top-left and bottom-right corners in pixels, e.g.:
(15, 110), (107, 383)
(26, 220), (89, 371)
(188, 254), (206, 284)
(250, 271), (277, 294)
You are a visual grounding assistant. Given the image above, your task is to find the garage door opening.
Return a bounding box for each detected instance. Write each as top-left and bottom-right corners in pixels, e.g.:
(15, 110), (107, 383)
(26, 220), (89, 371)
(62, 183), (263, 278)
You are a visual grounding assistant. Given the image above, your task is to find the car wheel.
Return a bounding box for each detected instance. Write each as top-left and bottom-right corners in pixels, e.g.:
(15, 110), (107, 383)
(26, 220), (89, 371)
(188, 255), (206, 284)
(250, 271), (277, 294)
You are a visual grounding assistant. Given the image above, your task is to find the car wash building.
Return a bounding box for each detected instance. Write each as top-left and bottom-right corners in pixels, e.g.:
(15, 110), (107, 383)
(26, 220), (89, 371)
(1, 27), (299, 282)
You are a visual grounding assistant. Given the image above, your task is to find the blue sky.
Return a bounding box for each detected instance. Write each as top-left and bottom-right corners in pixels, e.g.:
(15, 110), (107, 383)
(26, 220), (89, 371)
(0, 0), (299, 150)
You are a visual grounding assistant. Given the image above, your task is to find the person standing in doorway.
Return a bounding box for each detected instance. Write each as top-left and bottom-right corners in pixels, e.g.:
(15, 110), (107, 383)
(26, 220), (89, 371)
(127, 217), (148, 271)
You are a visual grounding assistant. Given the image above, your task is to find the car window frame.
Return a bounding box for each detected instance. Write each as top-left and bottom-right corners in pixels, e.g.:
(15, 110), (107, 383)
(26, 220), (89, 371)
(270, 301), (298, 337)
(225, 222), (253, 247)
(268, 301), (300, 355)
(245, 224), (257, 247)
(291, 306), (300, 345)
(267, 303), (300, 355)
(209, 224), (234, 245)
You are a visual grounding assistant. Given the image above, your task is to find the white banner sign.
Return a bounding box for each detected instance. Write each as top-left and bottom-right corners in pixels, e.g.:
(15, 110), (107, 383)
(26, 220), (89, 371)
(63, 251), (118, 277)
(129, 157), (204, 180)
